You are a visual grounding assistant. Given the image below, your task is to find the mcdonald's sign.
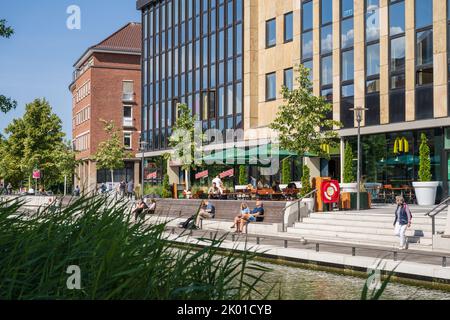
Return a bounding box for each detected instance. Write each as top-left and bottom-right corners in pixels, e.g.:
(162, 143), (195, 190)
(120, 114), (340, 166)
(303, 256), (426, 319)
(320, 143), (331, 155)
(393, 137), (409, 154)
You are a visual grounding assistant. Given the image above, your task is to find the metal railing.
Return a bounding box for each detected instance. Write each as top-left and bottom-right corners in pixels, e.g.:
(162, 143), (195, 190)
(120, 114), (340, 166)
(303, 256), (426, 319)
(425, 196), (450, 235)
(281, 190), (317, 232)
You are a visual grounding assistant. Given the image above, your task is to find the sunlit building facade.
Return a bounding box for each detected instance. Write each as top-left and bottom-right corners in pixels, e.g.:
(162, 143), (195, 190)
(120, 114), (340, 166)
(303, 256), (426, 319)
(138, 0), (450, 196)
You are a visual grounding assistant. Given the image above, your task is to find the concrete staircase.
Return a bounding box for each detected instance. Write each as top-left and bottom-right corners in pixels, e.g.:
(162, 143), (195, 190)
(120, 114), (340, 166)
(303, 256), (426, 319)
(286, 211), (448, 250)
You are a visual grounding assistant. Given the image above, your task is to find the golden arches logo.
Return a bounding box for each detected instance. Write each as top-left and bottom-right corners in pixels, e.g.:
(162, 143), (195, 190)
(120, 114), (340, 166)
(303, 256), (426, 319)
(320, 144), (330, 155)
(393, 137), (409, 154)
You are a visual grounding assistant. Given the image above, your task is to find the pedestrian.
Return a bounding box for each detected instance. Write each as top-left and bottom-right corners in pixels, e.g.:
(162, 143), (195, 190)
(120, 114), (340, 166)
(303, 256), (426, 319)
(127, 180), (134, 199)
(393, 196), (412, 250)
(74, 185), (81, 197)
(119, 180), (126, 197)
(6, 183), (13, 195)
(100, 183), (107, 194)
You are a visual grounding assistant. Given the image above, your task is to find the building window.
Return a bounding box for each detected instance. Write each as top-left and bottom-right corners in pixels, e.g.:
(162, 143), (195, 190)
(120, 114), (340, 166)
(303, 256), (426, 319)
(415, 0), (433, 120)
(284, 12), (293, 43)
(340, 0), (354, 128)
(123, 81), (134, 102)
(124, 132), (132, 150)
(320, 0), (333, 115)
(388, 0), (405, 123)
(74, 133), (90, 152)
(266, 18), (276, 48)
(266, 72), (276, 101)
(321, 0), (333, 25)
(321, 55), (333, 86)
(123, 105), (133, 127)
(284, 68), (293, 91)
(302, 1), (314, 78)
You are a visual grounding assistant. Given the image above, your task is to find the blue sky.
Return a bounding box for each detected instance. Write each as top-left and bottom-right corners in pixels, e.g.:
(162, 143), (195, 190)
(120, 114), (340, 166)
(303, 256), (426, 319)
(0, 0), (140, 138)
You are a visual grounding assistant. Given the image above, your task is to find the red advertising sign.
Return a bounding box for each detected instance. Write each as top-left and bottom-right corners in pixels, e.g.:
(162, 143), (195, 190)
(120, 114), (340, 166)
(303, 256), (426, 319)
(322, 180), (340, 204)
(32, 169), (41, 180)
(146, 171), (157, 179)
(220, 169), (234, 179)
(195, 170), (209, 180)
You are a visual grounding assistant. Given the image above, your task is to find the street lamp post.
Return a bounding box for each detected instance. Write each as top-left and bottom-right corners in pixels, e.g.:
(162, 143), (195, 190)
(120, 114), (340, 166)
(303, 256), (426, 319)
(140, 141), (148, 196)
(349, 106), (368, 211)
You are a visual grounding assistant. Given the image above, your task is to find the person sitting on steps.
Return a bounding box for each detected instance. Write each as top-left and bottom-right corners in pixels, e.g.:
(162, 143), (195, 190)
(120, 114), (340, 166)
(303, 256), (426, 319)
(195, 200), (216, 228)
(230, 202), (250, 232)
(133, 199), (149, 222)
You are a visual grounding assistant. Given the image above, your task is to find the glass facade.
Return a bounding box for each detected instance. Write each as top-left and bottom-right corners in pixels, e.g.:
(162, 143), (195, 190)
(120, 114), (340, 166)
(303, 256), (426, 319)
(415, 0), (434, 120)
(141, 0), (244, 151)
(346, 128), (443, 188)
(389, 0), (405, 123)
(365, 0), (380, 126)
(302, 0), (313, 79)
(321, 0), (333, 107)
(340, 0), (354, 128)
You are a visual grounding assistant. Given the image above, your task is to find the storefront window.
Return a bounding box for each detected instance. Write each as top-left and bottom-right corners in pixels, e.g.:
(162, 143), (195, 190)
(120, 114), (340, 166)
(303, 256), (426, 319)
(347, 128), (443, 187)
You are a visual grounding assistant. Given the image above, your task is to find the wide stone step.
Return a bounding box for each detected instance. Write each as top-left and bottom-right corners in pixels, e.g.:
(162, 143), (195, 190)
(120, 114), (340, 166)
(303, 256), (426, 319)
(293, 222), (433, 238)
(286, 227), (433, 245)
(301, 217), (445, 231)
(308, 213), (446, 224)
(279, 234), (433, 251)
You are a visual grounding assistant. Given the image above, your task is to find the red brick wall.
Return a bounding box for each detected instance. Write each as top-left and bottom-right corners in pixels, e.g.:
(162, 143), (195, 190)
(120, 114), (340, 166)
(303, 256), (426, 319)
(72, 52), (141, 161)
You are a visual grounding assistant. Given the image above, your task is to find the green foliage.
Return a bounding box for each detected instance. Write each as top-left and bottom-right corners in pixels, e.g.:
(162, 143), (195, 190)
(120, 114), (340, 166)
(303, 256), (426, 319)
(144, 184), (164, 197)
(343, 142), (356, 183)
(270, 64), (342, 159)
(418, 133), (432, 182)
(0, 95), (17, 114)
(169, 103), (201, 172)
(94, 120), (130, 182)
(299, 165), (312, 197)
(0, 99), (67, 188)
(0, 19), (14, 38)
(0, 20), (16, 114)
(281, 160), (291, 184)
(0, 196), (273, 300)
(161, 174), (172, 198)
(238, 165), (247, 185)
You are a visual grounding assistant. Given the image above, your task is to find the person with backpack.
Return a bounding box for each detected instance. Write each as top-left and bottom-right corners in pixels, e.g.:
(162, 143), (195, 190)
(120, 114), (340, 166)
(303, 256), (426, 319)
(195, 200), (216, 228)
(393, 196), (412, 250)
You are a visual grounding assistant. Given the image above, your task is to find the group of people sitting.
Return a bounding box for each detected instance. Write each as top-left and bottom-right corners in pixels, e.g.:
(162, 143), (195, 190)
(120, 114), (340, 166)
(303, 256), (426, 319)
(231, 201), (265, 233)
(193, 199), (265, 233)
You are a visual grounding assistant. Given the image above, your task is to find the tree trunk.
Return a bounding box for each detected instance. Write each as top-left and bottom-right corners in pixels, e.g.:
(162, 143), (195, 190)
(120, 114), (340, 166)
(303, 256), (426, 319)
(111, 169), (114, 191)
(185, 169), (190, 191)
(64, 175), (67, 197)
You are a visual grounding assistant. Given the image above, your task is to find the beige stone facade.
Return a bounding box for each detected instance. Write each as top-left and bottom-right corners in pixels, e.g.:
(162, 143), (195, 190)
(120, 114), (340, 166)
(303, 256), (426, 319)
(242, 0), (450, 134)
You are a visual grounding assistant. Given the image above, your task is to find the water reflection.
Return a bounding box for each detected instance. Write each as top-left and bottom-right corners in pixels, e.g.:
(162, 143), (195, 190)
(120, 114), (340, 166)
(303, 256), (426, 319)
(259, 263), (450, 300)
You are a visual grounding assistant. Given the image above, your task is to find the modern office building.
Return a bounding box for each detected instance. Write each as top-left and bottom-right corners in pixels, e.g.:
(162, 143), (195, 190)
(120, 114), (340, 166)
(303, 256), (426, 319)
(70, 23), (142, 193)
(137, 0), (450, 196)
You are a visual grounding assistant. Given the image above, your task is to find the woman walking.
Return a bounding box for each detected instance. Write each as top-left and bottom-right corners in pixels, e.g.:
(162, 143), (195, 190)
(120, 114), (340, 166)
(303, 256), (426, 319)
(393, 196), (412, 250)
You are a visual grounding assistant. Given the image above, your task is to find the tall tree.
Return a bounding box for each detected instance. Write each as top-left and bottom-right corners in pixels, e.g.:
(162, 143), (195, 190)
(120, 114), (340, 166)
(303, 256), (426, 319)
(169, 103), (203, 190)
(94, 120), (131, 188)
(270, 65), (341, 160)
(0, 99), (66, 189)
(0, 19), (17, 114)
(54, 140), (79, 195)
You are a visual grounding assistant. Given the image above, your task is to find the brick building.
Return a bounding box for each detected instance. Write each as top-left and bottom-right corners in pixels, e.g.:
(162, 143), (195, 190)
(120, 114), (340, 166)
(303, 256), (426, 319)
(70, 22), (142, 193)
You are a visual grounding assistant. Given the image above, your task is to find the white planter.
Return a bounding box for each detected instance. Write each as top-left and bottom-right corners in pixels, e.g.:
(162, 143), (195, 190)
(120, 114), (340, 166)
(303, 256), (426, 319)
(340, 183), (358, 193)
(301, 198), (315, 212)
(412, 181), (439, 206)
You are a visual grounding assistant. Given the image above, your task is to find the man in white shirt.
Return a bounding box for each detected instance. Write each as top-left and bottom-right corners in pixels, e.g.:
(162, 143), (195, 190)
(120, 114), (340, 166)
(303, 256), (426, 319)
(212, 175), (222, 189)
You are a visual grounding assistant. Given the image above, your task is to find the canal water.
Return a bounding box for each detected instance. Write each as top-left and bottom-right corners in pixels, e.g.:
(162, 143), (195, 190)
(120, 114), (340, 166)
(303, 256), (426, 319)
(258, 262), (450, 300)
